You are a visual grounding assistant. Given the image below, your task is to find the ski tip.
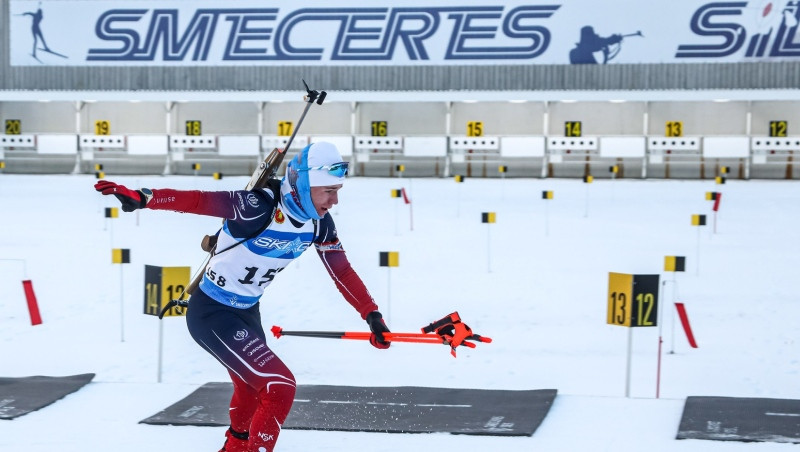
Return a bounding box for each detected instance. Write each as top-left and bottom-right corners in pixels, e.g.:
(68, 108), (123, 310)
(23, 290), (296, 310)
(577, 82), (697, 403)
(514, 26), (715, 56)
(270, 325), (283, 338)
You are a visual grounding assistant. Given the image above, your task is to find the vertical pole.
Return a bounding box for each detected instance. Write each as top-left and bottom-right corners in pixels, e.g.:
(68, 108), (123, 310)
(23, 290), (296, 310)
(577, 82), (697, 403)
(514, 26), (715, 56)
(656, 278), (666, 398)
(696, 227), (701, 276)
(386, 268), (392, 324)
(119, 265), (125, 342)
(408, 182), (414, 232)
(625, 327), (633, 398)
(544, 199), (550, 236)
(394, 197), (399, 236)
(584, 183), (590, 218)
(157, 319), (164, 383)
(487, 223), (492, 273)
(456, 182), (461, 217)
(670, 274), (677, 354)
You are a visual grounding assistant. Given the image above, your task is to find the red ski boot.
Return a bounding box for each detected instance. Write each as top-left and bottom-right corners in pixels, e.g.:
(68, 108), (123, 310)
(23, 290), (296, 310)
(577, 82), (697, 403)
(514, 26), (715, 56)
(219, 427), (249, 452)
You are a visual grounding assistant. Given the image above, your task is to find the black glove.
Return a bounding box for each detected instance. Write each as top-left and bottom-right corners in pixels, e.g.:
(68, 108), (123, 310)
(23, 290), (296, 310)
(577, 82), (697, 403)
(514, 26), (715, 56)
(94, 180), (149, 212)
(366, 311), (391, 349)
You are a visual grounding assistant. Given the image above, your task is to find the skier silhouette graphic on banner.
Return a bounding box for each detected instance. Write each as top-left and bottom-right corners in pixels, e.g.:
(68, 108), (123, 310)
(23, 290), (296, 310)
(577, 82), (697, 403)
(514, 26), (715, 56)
(19, 2), (67, 63)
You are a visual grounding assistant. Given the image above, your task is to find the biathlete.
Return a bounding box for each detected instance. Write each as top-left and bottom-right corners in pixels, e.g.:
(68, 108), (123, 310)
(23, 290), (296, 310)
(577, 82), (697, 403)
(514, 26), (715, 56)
(95, 141), (391, 452)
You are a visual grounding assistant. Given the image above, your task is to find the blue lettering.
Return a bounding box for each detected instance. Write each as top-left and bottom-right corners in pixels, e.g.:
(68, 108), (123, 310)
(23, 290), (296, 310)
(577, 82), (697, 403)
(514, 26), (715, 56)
(331, 8), (438, 60)
(273, 9), (330, 60)
(87, 9), (147, 59)
(675, 2), (747, 58)
(223, 10), (278, 60)
(445, 6), (558, 60)
(502, 6), (560, 58)
(390, 10), (438, 60)
(86, 5), (560, 63)
(133, 9), (217, 61)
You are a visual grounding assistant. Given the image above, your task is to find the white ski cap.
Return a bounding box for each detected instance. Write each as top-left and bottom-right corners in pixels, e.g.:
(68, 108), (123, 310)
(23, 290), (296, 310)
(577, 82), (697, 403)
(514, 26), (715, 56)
(306, 141), (346, 187)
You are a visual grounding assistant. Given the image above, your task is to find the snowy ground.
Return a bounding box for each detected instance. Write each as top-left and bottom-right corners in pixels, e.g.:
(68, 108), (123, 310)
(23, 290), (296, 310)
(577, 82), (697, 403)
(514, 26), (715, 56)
(0, 173), (798, 451)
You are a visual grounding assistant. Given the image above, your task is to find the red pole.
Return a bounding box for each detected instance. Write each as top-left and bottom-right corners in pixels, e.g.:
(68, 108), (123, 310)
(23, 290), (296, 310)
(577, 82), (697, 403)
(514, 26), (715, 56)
(656, 335), (663, 398)
(22, 280), (42, 325)
(402, 188), (413, 231)
(675, 302), (698, 348)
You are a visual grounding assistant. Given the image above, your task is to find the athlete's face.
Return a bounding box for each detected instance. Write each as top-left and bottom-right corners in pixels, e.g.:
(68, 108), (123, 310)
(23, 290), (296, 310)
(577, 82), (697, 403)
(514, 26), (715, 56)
(310, 184), (342, 217)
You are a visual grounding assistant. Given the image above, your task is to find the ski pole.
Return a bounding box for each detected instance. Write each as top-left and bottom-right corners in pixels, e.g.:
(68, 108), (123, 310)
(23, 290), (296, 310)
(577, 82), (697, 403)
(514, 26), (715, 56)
(270, 326), (491, 344)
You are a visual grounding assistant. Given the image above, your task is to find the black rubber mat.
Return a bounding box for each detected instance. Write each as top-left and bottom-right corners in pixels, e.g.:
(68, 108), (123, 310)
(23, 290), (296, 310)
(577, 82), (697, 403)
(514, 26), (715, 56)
(677, 395), (800, 443)
(0, 373), (95, 420)
(140, 383), (556, 436)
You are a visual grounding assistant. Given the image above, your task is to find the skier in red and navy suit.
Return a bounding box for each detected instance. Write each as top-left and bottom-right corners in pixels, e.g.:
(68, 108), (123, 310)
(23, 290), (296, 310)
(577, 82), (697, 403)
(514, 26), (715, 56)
(95, 142), (390, 452)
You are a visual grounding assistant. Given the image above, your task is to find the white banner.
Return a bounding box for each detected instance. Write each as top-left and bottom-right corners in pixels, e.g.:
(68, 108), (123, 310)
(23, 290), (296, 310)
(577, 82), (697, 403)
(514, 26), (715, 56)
(9, 0), (800, 66)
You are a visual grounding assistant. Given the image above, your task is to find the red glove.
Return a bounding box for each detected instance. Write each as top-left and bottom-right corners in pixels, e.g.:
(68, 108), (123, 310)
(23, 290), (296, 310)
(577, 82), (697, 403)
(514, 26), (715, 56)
(94, 180), (149, 212)
(366, 311), (391, 349)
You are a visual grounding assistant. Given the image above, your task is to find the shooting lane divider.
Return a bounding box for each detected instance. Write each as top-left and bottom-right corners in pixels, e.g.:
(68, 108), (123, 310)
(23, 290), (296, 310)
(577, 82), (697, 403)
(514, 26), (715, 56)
(583, 175), (593, 217)
(391, 187), (413, 231)
(391, 189), (402, 236)
(662, 256), (697, 353)
(663, 255), (685, 355)
(454, 174), (464, 217)
(498, 165), (508, 199)
(379, 251), (399, 322)
(706, 191), (723, 233)
(691, 214), (706, 275)
(144, 265), (190, 382)
(542, 190), (553, 236)
(481, 212), (496, 273)
(112, 248), (130, 342)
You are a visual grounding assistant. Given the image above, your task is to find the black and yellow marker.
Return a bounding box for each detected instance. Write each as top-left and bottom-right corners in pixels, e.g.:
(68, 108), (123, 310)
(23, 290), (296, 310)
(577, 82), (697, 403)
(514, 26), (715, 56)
(379, 251), (399, 267)
(481, 212), (496, 224)
(691, 214), (707, 226)
(213, 172), (223, 180)
(112, 248), (130, 264)
(105, 207), (119, 218)
(664, 256), (686, 272)
(583, 175), (593, 183)
(391, 189), (402, 198)
(542, 190), (553, 199)
(705, 191), (719, 201)
(498, 165), (508, 174)
(454, 175), (465, 183)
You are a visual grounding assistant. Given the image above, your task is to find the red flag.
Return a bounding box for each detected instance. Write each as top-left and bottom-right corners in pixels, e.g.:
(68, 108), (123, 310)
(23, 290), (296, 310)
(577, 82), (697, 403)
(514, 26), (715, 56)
(22, 280), (43, 326)
(712, 192), (722, 212)
(674, 302), (697, 348)
(401, 187), (411, 204)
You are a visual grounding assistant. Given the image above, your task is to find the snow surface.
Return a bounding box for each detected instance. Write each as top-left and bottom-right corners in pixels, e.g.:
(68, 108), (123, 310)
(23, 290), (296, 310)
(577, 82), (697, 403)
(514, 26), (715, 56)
(0, 173), (798, 451)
